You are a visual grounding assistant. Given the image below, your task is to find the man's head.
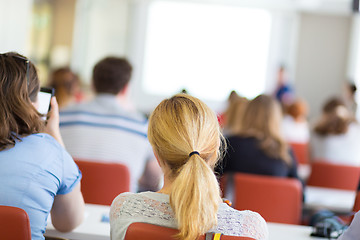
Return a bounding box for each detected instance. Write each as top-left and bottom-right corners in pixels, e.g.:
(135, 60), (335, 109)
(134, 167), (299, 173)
(92, 57), (132, 95)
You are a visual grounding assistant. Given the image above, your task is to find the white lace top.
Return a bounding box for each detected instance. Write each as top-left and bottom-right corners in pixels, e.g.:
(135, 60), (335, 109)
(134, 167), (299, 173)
(110, 192), (268, 240)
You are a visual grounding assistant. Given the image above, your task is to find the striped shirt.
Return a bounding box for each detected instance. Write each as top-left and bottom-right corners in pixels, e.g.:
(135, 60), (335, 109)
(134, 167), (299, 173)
(60, 94), (154, 192)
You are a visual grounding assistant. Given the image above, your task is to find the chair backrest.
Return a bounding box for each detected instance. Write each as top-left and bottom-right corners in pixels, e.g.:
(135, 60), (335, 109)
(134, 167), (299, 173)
(307, 161), (360, 191)
(0, 205), (31, 240)
(124, 222), (256, 240)
(290, 142), (310, 165)
(75, 159), (130, 205)
(232, 173), (302, 224)
(353, 190), (360, 213)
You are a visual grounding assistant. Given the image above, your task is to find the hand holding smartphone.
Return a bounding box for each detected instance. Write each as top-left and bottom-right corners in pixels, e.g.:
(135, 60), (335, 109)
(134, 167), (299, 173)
(38, 87), (55, 120)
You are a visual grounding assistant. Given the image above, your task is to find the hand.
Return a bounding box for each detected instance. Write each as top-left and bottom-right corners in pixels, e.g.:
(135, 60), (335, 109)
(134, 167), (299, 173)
(44, 97), (65, 147)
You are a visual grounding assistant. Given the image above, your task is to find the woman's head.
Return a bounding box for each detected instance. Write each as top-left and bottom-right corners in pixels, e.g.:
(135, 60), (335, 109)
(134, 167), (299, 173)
(148, 94), (223, 173)
(240, 94), (291, 164)
(0, 52), (43, 150)
(148, 94), (224, 240)
(241, 95), (283, 139)
(286, 99), (308, 121)
(49, 67), (80, 108)
(223, 96), (248, 135)
(314, 97), (353, 136)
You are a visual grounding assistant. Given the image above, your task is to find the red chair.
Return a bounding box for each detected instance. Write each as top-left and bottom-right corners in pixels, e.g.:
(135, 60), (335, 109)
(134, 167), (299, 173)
(124, 222), (256, 240)
(75, 159), (130, 205)
(290, 142), (310, 165)
(232, 173), (302, 224)
(307, 161), (360, 190)
(0, 205), (31, 240)
(353, 190), (360, 213)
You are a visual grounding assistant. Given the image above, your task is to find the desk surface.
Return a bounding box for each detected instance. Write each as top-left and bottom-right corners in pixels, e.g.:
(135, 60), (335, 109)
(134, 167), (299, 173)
(304, 186), (356, 213)
(45, 204), (110, 240)
(45, 204), (326, 240)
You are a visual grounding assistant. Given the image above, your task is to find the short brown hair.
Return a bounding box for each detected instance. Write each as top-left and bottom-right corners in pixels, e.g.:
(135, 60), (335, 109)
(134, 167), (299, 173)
(0, 52), (43, 150)
(92, 57), (132, 94)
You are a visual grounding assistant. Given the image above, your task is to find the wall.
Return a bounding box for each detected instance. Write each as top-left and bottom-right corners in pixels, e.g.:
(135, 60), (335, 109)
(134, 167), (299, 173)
(0, 0), (33, 55)
(294, 13), (352, 120)
(50, 0), (77, 68)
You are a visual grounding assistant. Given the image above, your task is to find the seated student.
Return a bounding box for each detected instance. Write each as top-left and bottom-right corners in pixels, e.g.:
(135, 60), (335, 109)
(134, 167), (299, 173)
(311, 97), (360, 166)
(110, 94), (268, 240)
(48, 67), (83, 109)
(60, 57), (160, 192)
(221, 94), (249, 136)
(282, 98), (310, 144)
(0, 52), (84, 239)
(219, 94), (298, 178)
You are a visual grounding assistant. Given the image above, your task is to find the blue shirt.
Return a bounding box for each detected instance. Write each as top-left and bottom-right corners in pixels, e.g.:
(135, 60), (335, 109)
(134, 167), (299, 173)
(0, 133), (82, 240)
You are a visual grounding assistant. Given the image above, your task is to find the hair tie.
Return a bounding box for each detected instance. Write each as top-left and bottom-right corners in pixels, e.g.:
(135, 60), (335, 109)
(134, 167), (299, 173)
(189, 151), (200, 157)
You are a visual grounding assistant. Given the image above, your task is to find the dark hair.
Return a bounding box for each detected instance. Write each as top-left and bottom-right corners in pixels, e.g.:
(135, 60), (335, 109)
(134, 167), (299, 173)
(0, 52), (43, 150)
(92, 57), (132, 94)
(314, 97), (353, 136)
(349, 83), (357, 95)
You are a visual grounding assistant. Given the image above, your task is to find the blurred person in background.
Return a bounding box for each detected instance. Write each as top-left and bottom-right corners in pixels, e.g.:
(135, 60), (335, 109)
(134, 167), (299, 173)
(60, 56), (161, 192)
(48, 67), (83, 109)
(274, 65), (295, 110)
(222, 96), (249, 136)
(282, 98), (310, 144)
(219, 94), (299, 179)
(311, 97), (360, 166)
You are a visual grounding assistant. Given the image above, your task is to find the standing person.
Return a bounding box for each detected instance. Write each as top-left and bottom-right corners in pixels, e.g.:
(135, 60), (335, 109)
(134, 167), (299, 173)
(220, 94), (298, 178)
(110, 94), (268, 240)
(0, 52), (84, 239)
(60, 57), (161, 192)
(274, 65), (295, 109)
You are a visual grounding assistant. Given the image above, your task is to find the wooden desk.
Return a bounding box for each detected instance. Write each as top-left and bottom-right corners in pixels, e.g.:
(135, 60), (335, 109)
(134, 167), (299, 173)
(45, 204), (325, 240)
(304, 186), (356, 213)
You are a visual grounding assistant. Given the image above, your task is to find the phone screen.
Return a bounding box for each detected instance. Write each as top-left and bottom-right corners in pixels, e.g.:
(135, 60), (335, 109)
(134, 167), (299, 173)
(38, 87), (54, 120)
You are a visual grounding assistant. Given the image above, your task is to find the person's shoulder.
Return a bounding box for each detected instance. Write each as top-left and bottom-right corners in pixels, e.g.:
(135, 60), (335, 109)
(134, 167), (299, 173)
(219, 203), (265, 222)
(218, 204), (268, 239)
(26, 133), (62, 149)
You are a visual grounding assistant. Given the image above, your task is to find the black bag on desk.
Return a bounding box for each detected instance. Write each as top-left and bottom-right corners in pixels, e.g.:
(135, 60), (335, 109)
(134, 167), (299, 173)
(310, 210), (348, 239)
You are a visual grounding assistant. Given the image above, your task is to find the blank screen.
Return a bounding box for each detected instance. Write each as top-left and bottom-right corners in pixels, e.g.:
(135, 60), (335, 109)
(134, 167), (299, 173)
(142, 1), (272, 101)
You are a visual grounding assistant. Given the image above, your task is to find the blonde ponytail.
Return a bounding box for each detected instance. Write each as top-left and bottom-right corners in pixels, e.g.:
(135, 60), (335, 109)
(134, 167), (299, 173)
(148, 94), (224, 240)
(170, 154), (221, 240)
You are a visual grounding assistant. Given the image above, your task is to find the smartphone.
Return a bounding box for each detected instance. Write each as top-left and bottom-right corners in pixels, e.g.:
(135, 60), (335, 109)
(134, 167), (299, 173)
(38, 87), (55, 120)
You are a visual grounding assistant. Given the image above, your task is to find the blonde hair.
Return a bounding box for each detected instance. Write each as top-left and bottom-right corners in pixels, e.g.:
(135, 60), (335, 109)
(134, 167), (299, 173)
(148, 94), (224, 240)
(224, 96), (249, 135)
(239, 94), (291, 165)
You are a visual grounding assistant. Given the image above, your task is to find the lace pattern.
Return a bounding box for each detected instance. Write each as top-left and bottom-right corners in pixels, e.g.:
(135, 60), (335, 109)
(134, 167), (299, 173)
(110, 192), (268, 240)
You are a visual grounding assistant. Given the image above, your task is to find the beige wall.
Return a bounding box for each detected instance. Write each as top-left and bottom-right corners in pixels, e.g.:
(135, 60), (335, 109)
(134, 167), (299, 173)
(294, 13), (352, 120)
(51, 0), (76, 47)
